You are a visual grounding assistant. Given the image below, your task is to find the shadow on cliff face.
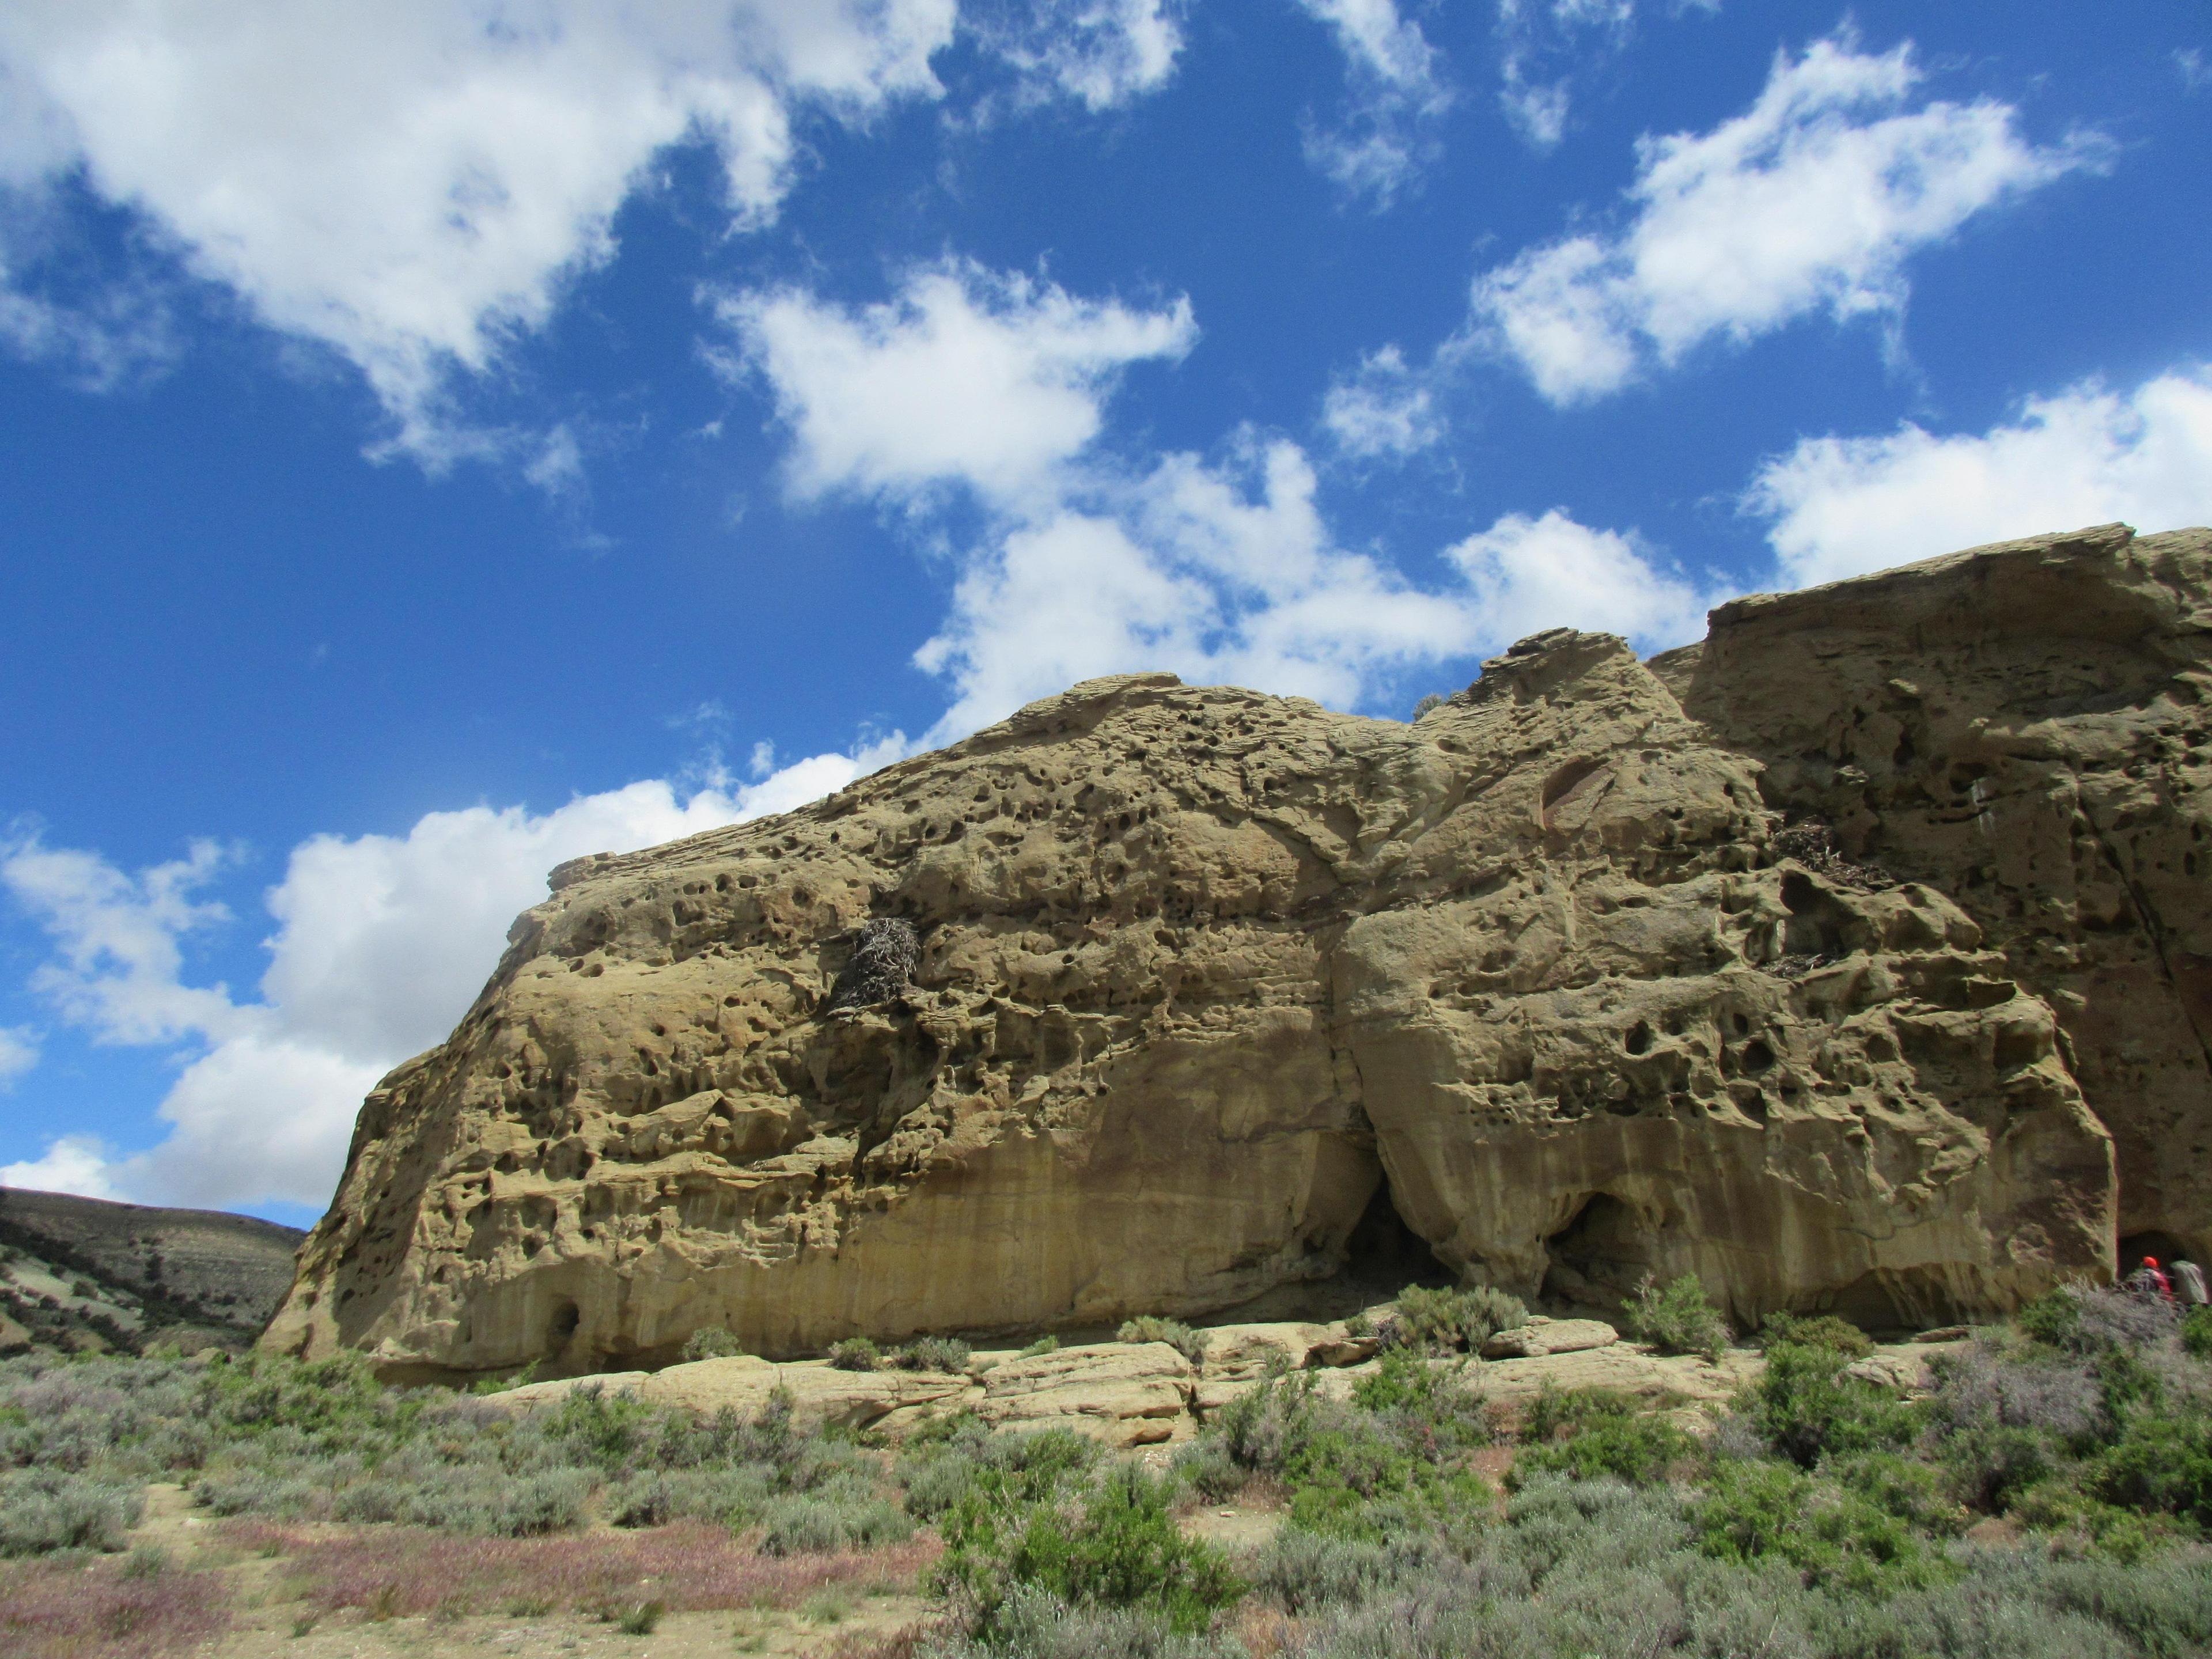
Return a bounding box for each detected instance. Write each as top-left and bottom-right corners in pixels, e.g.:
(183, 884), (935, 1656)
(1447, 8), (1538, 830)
(1339, 1181), (1456, 1297)
(1540, 1194), (1650, 1310)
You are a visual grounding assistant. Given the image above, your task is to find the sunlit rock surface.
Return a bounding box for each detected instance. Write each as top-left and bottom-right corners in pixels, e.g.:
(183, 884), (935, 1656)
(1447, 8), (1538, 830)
(265, 524), (2210, 1379)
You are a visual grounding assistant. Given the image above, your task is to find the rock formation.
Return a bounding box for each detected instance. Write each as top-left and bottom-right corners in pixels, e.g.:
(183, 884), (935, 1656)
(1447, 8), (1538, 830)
(265, 524), (2210, 1380)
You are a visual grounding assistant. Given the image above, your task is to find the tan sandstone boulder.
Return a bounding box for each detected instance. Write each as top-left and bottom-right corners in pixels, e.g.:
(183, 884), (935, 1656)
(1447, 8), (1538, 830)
(1479, 1317), (1619, 1359)
(264, 526), (2209, 1381)
(975, 1340), (1194, 1445)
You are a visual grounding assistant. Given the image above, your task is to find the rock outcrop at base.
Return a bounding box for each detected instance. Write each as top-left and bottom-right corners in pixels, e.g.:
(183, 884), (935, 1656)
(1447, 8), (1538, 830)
(265, 525), (2210, 1380)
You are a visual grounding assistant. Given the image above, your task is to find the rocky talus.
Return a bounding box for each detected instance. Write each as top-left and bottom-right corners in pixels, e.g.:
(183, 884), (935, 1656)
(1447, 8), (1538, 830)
(266, 525), (2211, 1381)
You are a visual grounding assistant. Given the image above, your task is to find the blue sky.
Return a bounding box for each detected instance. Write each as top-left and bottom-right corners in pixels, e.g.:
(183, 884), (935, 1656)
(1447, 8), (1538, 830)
(2, 1), (2207, 1225)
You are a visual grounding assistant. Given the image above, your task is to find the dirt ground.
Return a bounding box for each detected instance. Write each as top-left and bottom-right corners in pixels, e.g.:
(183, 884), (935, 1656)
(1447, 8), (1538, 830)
(106, 1485), (933, 1659)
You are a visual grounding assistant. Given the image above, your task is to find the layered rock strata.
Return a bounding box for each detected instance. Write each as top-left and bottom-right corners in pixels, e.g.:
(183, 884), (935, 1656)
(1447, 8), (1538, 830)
(266, 525), (2209, 1379)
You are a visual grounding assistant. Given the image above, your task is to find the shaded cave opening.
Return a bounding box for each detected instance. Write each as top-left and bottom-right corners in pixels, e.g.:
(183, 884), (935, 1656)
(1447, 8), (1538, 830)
(1340, 1178), (1456, 1297)
(1541, 1192), (1651, 1309)
(2120, 1231), (2195, 1279)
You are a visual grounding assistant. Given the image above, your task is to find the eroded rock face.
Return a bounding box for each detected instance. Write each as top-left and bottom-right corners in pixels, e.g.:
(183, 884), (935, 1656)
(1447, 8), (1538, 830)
(266, 525), (2211, 1379)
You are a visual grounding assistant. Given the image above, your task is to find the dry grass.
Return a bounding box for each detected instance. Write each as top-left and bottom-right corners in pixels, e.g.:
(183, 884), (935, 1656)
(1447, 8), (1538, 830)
(224, 1517), (941, 1620)
(0, 1556), (232, 1659)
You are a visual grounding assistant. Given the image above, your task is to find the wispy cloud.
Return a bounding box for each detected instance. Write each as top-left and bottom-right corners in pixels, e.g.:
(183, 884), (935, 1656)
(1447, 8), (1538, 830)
(1293, 0), (1455, 206)
(1469, 32), (2106, 403)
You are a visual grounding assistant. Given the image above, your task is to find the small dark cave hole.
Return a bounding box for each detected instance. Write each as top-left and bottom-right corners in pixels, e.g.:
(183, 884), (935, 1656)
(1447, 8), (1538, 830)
(2119, 1231), (2195, 1279)
(1624, 1020), (1653, 1056)
(1340, 1179), (1455, 1296)
(547, 1300), (581, 1348)
(1541, 1193), (1652, 1310)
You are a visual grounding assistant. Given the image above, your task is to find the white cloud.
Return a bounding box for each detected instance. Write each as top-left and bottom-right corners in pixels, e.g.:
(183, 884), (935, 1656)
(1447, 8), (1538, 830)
(1748, 367), (2212, 588)
(976, 0), (1185, 111)
(2177, 49), (2208, 93)
(1321, 344), (1445, 460)
(1471, 32), (2104, 404)
(738, 259), (1712, 741)
(3, 839), (248, 1047)
(1, 1134), (120, 1202)
(1444, 507), (1715, 645)
(0, 1025), (36, 1090)
(0, 2), (963, 463)
(1293, 0), (1454, 204)
(721, 260), (1195, 505)
(1, 737), (907, 1212)
(1494, 0), (1634, 151)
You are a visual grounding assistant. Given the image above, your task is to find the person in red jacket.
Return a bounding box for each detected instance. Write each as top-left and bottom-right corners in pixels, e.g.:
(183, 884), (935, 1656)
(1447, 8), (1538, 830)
(2131, 1256), (2176, 1302)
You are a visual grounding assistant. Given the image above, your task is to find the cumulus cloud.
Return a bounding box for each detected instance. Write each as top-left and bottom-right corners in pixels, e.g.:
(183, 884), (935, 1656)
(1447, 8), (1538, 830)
(733, 259), (1714, 744)
(1293, 0), (1455, 205)
(1321, 344), (1445, 460)
(1748, 367), (2212, 588)
(1445, 508), (1715, 645)
(721, 260), (1195, 505)
(0, 2), (968, 463)
(1, 1134), (120, 1202)
(1, 737), (907, 1211)
(1470, 32), (2104, 404)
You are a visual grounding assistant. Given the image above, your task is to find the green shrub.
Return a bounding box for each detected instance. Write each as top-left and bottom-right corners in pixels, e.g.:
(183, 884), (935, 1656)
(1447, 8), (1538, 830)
(0, 1469), (144, 1554)
(1020, 1335), (1061, 1357)
(901, 1425), (1101, 1520)
(1827, 1449), (1969, 1536)
(1510, 1412), (1694, 1490)
(892, 1336), (973, 1374)
(1389, 1285), (1527, 1353)
(1347, 1349), (1491, 1450)
(826, 1338), (880, 1372)
(1188, 1372), (1488, 1543)
(1626, 1274), (1729, 1361)
(938, 1464), (1244, 1637)
(760, 1491), (915, 1555)
(1116, 1319), (1209, 1367)
(615, 1599), (665, 1635)
(1758, 1312), (1874, 1358)
(1246, 1527), (1408, 1614)
(680, 1327), (745, 1361)
(1692, 1459), (1952, 1594)
(2182, 1306), (2212, 1361)
(1744, 1340), (1918, 1470)
(926, 1585), (1245, 1659)
(605, 1465), (773, 1528)
(2094, 1408), (2212, 1529)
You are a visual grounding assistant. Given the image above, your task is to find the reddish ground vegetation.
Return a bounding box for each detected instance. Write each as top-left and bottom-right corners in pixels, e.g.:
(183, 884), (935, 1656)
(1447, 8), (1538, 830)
(223, 1517), (942, 1620)
(0, 1558), (232, 1659)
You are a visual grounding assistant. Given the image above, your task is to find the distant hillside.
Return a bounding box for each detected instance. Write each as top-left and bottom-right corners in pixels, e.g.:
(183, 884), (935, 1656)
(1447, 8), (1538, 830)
(0, 1187), (304, 1357)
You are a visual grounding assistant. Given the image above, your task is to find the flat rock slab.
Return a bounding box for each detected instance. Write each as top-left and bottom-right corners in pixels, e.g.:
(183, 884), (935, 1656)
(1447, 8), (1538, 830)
(1479, 1317), (1619, 1359)
(1199, 1320), (1379, 1378)
(481, 1355), (975, 1430)
(978, 1340), (1194, 1445)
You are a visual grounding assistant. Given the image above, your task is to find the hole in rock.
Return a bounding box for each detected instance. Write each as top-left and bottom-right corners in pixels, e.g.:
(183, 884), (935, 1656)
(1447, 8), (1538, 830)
(547, 1300), (581, 1349)
(1624, 1020), (1653, 1056)
(1542, 1193), (1653, 1309)
(2119, 1232), (2194, 1279)
(1340, 1179), (1455, 1296)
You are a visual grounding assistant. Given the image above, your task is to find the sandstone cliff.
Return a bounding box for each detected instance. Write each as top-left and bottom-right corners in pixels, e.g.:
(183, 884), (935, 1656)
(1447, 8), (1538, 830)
(265, 524), (2210, 1380)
